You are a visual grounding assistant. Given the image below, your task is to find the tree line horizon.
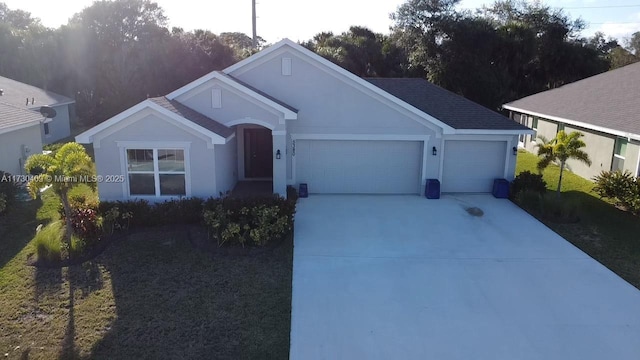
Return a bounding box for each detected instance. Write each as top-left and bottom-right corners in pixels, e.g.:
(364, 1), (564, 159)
(1, 0), (638, 128)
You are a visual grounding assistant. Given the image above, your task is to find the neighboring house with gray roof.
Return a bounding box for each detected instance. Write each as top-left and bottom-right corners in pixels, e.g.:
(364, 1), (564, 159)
(0, 75), (75, 144)
(503, 61), (640, 180)
(76, 39), (530, 201)
(0, 102), (44, 175)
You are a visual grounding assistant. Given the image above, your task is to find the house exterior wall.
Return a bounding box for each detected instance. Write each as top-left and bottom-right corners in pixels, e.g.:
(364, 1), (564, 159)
(93, 112), (219, 201)
(0, 124), (43, 176)
(511, 111), (620, 181)
(215, 135), (238, 196)
(563, 124), (614, 179)
(228, 48), (441, 189)
(41, 104), (71, 144)
(175, 81), (281, 129)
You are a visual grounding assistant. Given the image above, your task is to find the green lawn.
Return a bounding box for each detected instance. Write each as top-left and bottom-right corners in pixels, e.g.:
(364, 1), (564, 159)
(516, 150), (640, 289)
(0, 188), (293, 359)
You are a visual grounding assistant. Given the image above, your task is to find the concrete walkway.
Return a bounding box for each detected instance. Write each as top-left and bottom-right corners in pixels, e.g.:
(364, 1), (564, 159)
(290, 195), (640, 360)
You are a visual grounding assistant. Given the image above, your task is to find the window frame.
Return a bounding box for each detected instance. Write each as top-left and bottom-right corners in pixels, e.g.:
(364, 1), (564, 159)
(530, 116), (538, 143)
(117, 141), (192, 199)
(612, 137), (627, 172)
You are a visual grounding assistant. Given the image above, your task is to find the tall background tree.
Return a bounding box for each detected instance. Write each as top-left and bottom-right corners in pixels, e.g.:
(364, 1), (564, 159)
(0, 0), (638, 130)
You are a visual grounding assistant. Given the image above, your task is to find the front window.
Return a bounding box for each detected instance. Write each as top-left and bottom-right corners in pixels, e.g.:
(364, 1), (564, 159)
(44, 123), (50, 136)
(126, 148), (186, 197)
(612, 138), (627, 172)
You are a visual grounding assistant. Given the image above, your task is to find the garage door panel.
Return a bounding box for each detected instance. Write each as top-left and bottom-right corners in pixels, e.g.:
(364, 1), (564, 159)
(442, 141), (506, 193)
(296, 140), (422, 194)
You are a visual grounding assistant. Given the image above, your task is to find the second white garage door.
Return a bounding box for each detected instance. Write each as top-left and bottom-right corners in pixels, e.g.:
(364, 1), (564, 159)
(441, 140), (507, 193)
(295, 140), (422, 194)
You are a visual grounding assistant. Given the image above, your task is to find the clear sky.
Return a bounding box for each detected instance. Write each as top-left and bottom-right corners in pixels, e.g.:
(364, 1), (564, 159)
(4, 0), (640, 44)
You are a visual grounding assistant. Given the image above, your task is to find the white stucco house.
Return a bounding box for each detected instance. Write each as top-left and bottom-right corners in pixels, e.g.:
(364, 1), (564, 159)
(0, 102), (44, 176)
(0, 76), (75, 145)
(76, 39), (531, 200)
(504, 61), (640, 180)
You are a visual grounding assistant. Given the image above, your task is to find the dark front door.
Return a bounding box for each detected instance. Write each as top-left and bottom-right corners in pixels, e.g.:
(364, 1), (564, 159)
(244, 128), (273, 178)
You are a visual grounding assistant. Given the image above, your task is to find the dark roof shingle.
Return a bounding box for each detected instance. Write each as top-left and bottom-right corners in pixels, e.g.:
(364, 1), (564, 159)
(0, 101), (43, 131)
(0, 76), (74, 108)
(365, 78), (528, 130)
(149, 97), (234, 138)
(504, 62), (640, 136)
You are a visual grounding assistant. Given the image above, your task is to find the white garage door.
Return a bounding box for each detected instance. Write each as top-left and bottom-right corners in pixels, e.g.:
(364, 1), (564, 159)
(295, 140), (422, 194)
(442, 140), (507, 193)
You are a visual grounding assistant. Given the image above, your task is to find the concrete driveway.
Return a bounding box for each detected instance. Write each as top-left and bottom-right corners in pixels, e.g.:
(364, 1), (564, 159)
(289, 195), (640, 360)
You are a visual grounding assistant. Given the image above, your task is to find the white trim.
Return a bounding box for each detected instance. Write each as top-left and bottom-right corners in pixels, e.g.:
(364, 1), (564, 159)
(290, 133), (430, 141)
(503, 104), (640, 141)
(635, 146), (640, 177)
(223, 39), (455, 134)
(282, 57), (292, 76)
(225, 132), (236, 143)
(226, 117), (275, 130)
(454, 129), (533, 135)
(211, 88), (222, 108)
(165, 71), (298, 120)
(116, 141), (192, 149)
(75, 100), (227, 146)
(272, 130), (286, 135)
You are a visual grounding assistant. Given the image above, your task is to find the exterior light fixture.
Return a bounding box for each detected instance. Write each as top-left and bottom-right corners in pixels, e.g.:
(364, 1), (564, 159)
(512, 146), (518, 155)
(276, 149), (281, 159)
(432, 146), (437, 156)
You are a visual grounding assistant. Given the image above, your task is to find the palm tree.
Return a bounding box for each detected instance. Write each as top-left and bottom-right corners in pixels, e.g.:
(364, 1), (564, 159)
(24, 142), (96, 246)
(536, 130), (591, 195)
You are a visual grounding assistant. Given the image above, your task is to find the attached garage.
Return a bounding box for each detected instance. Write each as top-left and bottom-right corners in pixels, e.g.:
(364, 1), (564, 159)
(294, 140), (423, 194)
(441, 140), (507, 193)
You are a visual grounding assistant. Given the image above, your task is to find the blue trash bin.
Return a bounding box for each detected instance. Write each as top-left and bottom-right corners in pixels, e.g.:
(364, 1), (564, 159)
(299, 183), (308, 198)
(425, 179), (440, 199)
(492, 178), (509, 198)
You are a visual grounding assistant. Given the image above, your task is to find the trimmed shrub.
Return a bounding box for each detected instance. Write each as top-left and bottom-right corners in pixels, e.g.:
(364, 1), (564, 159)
(511, 171), (547, 197)
(516, 190), (543, 214)
(593, 170), (640, 215)
(34, 221), (64, 263)
(541, 195), (580, 223)
(0, 170), (19, 206)
(203, 195), (296, 247)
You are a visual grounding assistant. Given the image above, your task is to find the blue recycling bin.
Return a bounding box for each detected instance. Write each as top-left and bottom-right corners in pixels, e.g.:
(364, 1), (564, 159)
(299, 183), (308, 198)
(425, 179), (440, 199)
(492, 178), (509, 198)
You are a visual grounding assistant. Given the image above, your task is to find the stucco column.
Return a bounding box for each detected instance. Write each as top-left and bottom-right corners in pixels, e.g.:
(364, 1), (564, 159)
(272, 132), (287, 197)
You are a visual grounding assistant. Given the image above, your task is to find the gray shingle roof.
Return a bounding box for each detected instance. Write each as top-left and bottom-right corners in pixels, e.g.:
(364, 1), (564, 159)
(148, 96), (234, 138)
(0, 101), (43, 131)
(0, 76), (74, 108)
(220, 72), (298, 113)
(365, 78), (528, 130)
(504, 61), (640, 136)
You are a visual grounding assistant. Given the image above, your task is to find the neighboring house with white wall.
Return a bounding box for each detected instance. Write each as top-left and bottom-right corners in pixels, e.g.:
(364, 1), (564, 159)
(504, 62), (640, 180)
(0, 102), (44, 175)
(0, 75), (75, 144)
(76, 38), (531, 201)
